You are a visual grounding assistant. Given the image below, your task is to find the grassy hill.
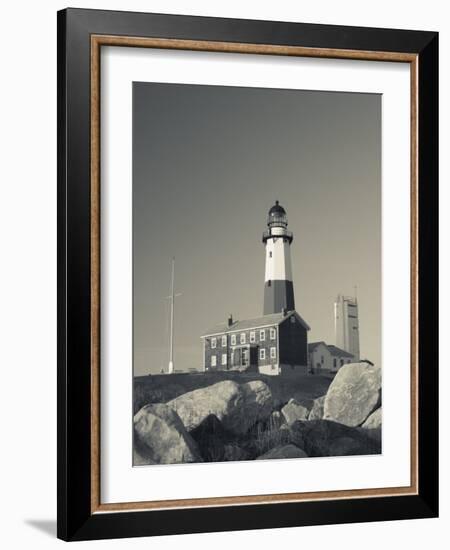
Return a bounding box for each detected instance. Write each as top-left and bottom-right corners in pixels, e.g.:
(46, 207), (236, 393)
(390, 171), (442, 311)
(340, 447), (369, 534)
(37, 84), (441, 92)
(133, 371), (333, 414)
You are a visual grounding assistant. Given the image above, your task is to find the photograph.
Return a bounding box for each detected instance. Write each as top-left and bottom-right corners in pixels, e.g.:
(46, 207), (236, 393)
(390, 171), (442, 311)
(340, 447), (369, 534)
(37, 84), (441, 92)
(132, 82), (382, 465)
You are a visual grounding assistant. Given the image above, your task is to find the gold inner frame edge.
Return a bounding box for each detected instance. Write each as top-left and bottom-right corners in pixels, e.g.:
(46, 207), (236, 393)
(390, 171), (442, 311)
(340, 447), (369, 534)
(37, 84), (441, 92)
(90, 34), (419, 514)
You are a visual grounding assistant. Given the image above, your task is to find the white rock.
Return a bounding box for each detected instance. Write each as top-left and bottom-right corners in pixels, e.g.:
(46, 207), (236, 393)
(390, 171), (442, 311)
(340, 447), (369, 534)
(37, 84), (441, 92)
(323, 363), (381, 427)
(362, 407), (382, 429)
(281, 398), (309, 425)
(168, 380), (273, 435)
(134, 403), (202, 464)
(308, 395), (326, 420)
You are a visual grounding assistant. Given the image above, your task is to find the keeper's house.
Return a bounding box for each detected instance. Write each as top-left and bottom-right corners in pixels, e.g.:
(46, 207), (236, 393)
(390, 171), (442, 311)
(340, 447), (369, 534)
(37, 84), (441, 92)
(201, 310), (310, 376)
(308, 341), (355, 374)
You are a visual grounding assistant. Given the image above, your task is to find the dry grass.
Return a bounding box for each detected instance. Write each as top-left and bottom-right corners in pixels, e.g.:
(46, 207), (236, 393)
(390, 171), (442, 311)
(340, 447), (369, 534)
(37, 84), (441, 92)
(133, 371), (333, 414)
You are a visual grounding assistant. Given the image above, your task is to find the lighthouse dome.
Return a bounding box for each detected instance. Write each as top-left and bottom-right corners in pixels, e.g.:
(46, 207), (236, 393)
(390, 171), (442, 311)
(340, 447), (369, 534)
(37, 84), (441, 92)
(267, 200), (288, 227)
(268, 200), (286, 216)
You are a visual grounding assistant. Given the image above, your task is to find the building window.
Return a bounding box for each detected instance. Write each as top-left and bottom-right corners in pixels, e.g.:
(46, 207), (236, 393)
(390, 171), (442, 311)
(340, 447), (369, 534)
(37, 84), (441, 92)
(231, 334), (236, 346)
(269, 251), (272, 257)
(240, 333), (246, 344)
(211, 337), (217, 349)
(260, 329), (266, 341)
(221, 353), (227, 366)
(290, 316), (295, 324)
(321, 355), (324, 364)
(221, 335), (227, 347)
(250, 331), (256, 343)
(340, 358), (344, 366)
(259, 348), (266, 360)
(270, 347), (276, 359)
(333, 358), (337, 368)
(211, 355), (217, 367)
(270, 327), (276, 340)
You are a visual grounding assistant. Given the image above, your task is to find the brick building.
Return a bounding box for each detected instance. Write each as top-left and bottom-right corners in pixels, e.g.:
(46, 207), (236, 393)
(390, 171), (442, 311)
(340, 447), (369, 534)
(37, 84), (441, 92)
(201, 310), (310, 376)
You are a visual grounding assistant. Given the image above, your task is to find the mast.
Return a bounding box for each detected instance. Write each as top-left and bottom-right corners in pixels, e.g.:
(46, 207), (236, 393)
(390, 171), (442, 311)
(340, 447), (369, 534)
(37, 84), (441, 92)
(168, 257), (175, 374)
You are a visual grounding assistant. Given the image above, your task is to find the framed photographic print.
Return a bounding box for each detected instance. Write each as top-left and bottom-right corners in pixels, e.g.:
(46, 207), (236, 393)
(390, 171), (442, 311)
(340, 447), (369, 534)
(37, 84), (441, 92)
(57, 8), (438, 541)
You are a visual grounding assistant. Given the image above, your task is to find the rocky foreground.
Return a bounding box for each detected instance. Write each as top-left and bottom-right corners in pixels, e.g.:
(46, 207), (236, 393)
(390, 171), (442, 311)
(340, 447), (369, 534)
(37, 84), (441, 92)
(134, 362), (382, 465)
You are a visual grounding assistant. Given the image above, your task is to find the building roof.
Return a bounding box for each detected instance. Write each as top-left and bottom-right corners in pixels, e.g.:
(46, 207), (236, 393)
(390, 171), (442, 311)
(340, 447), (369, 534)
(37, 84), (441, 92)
(327, 345), (355, 358)
(268, 200), (286, 217)
(201, 310), (310, 337)
(307, 341), (327, 352)
(308, 341), (354, 358)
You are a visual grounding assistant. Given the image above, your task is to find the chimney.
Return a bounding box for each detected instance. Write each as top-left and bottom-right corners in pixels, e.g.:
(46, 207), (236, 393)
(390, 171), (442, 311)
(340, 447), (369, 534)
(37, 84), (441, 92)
(227, 314), (233, 327)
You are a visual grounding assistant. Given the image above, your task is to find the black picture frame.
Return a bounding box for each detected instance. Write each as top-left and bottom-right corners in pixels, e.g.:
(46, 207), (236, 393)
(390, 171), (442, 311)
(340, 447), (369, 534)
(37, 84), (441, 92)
(57, 7), (438, 541)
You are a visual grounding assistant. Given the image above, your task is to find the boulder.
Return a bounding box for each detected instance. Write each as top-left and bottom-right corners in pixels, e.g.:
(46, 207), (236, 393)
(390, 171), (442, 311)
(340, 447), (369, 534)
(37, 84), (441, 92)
(289, 419), (381, 457)
(133, 441), (156, 466)
(134, 403), (202, 464)
(223, 444), (249, 462)
(323, 363), (381, 427)
(362, 407), (382, 430)
(168, 380), (273, 435)
(257, 444), (308, 460)
(357, 427), (382, 446)
(241, 380), (274, 429)
(189, 414), (227, 462)
(281, 398), (309, 425)
(308, 395), (326, 420)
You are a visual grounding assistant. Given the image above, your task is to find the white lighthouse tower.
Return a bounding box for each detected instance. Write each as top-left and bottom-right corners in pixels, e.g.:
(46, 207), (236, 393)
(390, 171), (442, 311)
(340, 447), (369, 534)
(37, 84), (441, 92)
(262, 200), (295, 315)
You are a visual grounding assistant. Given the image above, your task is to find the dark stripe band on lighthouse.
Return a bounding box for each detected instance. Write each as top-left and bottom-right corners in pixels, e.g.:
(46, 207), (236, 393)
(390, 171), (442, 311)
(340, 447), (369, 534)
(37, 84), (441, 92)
(262, 200), (295, 315)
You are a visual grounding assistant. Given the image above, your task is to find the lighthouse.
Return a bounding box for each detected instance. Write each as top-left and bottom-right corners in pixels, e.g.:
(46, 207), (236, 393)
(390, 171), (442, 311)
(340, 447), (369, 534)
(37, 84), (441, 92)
(262, 201), (295, 315)
(200, 199), (310, 376)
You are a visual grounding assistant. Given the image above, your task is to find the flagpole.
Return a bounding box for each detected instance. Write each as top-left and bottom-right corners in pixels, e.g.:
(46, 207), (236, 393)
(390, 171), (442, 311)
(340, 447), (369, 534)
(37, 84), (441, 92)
(168, 257), (175, 374)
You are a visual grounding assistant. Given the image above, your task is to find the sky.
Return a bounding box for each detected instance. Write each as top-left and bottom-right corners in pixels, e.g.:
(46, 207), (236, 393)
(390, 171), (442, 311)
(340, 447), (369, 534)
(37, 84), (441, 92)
(133, 82), (381, 375)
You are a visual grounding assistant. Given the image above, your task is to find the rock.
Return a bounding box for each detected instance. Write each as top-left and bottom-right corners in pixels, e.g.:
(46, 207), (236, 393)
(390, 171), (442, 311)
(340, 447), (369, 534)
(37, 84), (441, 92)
(362, 407), (382, 430)
(257, 444), (308, 460)
(241, 380), (274, 429)
(281, 398), (309, 425)
(323, 363), (381, 426)
(358, 427), (382, 446)
(189, 414), (227, 462)
(308, 395), (326, 420)
(223, 444), (249, 461)
(289, 419), (381, 457)
(133, 441), (156, 466)
(134, 403), (202, 464)
(168, 380), (273, 435)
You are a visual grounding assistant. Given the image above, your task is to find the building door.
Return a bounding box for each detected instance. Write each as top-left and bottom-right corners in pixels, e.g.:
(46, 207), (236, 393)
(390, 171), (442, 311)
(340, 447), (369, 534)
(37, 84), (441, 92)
(241, 348), (249, 367)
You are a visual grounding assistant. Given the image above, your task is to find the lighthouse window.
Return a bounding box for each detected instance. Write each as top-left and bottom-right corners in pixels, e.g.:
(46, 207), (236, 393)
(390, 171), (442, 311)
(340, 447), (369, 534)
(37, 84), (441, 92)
(250, 331), (256, 343)
(240, 333), (246, 344)
(211, 355), (217, 367)
(270, 347), (277, 359)
(269, 251), (272, 257)
(259, 348), (266, 360)
(259, 329), (266, 341)
(231, 334), (236, 346)
(221, 335), (227, 347)
(211, 337), (217, 349)
(270, 328), (276, 340)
